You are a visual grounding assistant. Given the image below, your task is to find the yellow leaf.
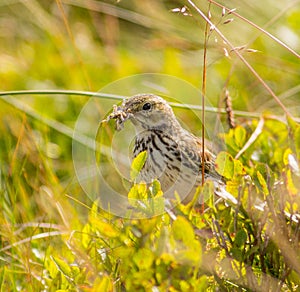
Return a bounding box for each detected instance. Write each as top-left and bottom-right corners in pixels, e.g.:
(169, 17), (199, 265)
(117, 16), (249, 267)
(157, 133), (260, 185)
(130, 151), (147, 181)
(215, 151), (234, 179)
(256, 170), (269, 195)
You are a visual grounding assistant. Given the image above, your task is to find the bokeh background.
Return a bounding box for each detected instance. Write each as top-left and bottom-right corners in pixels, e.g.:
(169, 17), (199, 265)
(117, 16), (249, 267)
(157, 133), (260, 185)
(1, 0), (300, 290)
(2, 0), (299, 104)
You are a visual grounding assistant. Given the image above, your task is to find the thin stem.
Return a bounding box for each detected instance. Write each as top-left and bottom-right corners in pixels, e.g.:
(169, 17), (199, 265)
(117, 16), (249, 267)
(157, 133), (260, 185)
(1, 90), (299, 121)
(201, 5), (211, 188)
(187, 0), (293, 118)
(0, 89), (123, 100)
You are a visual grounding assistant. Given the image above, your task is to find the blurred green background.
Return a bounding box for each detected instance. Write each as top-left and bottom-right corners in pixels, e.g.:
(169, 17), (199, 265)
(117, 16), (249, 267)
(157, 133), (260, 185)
(0, 0), (300, 290)
(1, 0), (299, 105)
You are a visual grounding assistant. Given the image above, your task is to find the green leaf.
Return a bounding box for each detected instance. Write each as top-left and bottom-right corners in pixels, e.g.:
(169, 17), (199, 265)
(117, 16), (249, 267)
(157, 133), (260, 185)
(219, 207), (234, 229)
(215, 151), (234, 179)
(234, 125), (247, 147)
(220, 129), (240, 153)
(201, 180), (215, 207)
(128, 182), (147, 200)
(233, 159), (244, 176)
(133, 248), (154, 270)
(175, 241), (202, 267)
(51, 256), (73, 279)
(256, 170), (269, 195)
(226, 180), (240, 197)
(151, 179), (163, 197)
(44, 248), (59, 279)
(234, 229), (247, 247)
(130, 151), (147, 181)
(172, 216), (194, 245)
(245, 246), (260, 258)
(128, 183), (139, 202)
(230, 247), (243, 261)
(150, 196), (165, 215)
(180, 280), (191, 292)
(283, 148), (293, 166)
(254, 163), (274, 195)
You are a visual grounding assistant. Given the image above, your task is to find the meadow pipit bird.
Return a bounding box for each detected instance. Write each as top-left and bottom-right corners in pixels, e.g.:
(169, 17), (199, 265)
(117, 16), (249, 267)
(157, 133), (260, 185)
(104, 93), (237, 205)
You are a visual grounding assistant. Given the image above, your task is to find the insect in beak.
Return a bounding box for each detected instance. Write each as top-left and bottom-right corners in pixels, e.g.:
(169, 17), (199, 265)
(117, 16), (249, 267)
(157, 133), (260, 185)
(101, 104), (133, 131)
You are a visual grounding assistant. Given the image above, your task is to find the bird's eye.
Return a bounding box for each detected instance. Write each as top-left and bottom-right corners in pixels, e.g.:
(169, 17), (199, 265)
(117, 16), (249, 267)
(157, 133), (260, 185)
(142, 102), (152, 111)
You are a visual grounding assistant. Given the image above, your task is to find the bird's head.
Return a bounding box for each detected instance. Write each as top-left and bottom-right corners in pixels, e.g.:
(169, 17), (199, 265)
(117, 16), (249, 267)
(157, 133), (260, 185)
(105, 94), (180, 132)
